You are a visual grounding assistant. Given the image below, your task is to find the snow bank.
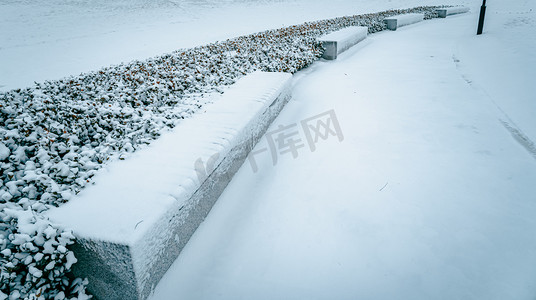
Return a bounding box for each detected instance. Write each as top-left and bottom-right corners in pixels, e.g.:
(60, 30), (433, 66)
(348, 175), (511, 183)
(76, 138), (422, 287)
(437, 6), (470, 18)
(47, 71), (292, 299)
(384, 13), (425, 30)
(318, 26), (368, 60)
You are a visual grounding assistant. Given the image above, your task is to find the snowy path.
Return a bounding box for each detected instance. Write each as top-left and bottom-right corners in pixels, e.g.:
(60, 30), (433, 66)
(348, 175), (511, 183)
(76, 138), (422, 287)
(150, 6), (536, 300)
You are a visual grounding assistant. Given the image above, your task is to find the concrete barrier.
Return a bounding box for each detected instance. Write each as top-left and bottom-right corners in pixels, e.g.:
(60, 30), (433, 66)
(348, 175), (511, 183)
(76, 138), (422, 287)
(384, 13), (424, 31)
(318, 26), (368, 60)
(436, 7), (470, 18)
(47, 71), (293, 300)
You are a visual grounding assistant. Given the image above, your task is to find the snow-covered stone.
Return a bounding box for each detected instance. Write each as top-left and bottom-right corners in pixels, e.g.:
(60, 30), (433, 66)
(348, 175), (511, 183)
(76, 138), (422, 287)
(0, 143), (9, 161)
(318, 26), (368, 60)
(47, 71), (292, 300)
(384, 13), (425, 31)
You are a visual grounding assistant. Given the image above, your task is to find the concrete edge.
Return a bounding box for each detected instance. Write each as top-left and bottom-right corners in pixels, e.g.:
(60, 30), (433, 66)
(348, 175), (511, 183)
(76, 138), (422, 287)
(59, 72), (293, 299)
(436, 7), (470, 18)
(318, 26), (368, 60)
(384, 13), (425, 31)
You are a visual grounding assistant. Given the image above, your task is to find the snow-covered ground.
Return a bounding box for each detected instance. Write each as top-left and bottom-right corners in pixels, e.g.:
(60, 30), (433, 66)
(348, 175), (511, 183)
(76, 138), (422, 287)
(2, 0), (535, 298)
(150, 1), (536, 299)
(0, 0), (469, 92)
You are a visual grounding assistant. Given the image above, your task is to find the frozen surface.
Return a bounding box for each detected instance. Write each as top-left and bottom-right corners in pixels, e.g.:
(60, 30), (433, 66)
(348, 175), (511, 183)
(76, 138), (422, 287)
(454, 0), (536, 151)
(0, 0), (471, 91)
(47, 71), (292, 245)
(150, 2), (536, 300)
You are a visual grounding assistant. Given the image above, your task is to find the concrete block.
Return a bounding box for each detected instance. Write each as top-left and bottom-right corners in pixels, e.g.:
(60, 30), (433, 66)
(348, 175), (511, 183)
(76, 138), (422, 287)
(436, 7), (470, 18)
(384, 13), (424, 31)
(318, 26), (368, 60)
(47, 72), (293, 300)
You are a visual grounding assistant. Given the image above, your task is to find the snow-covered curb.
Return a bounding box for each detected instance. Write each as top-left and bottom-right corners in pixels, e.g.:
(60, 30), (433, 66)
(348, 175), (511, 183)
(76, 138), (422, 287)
(436, 6), (470, 18)
(47, 72), (292, 299)
(384, 13), (425, 31)
(318, 26), (368, 60)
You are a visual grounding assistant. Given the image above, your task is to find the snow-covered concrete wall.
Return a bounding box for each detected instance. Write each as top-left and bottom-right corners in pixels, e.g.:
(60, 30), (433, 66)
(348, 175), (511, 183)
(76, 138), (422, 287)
(47, 71), (292, 299)
(318, 26), (368, 60)
(436, 7), (470, 18)
(384, 13), (424, 31)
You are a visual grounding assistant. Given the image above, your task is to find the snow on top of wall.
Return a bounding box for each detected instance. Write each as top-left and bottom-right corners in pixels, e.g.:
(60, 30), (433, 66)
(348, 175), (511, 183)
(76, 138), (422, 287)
(442, 6), (471, 14)
(385, 13), (425, 24)
(318, 26), (368, 42)
(46, 71), (292, 245)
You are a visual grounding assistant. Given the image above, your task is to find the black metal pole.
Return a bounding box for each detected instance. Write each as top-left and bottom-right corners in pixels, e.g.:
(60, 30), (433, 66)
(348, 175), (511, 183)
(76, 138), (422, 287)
(477, 0), (487, 35)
